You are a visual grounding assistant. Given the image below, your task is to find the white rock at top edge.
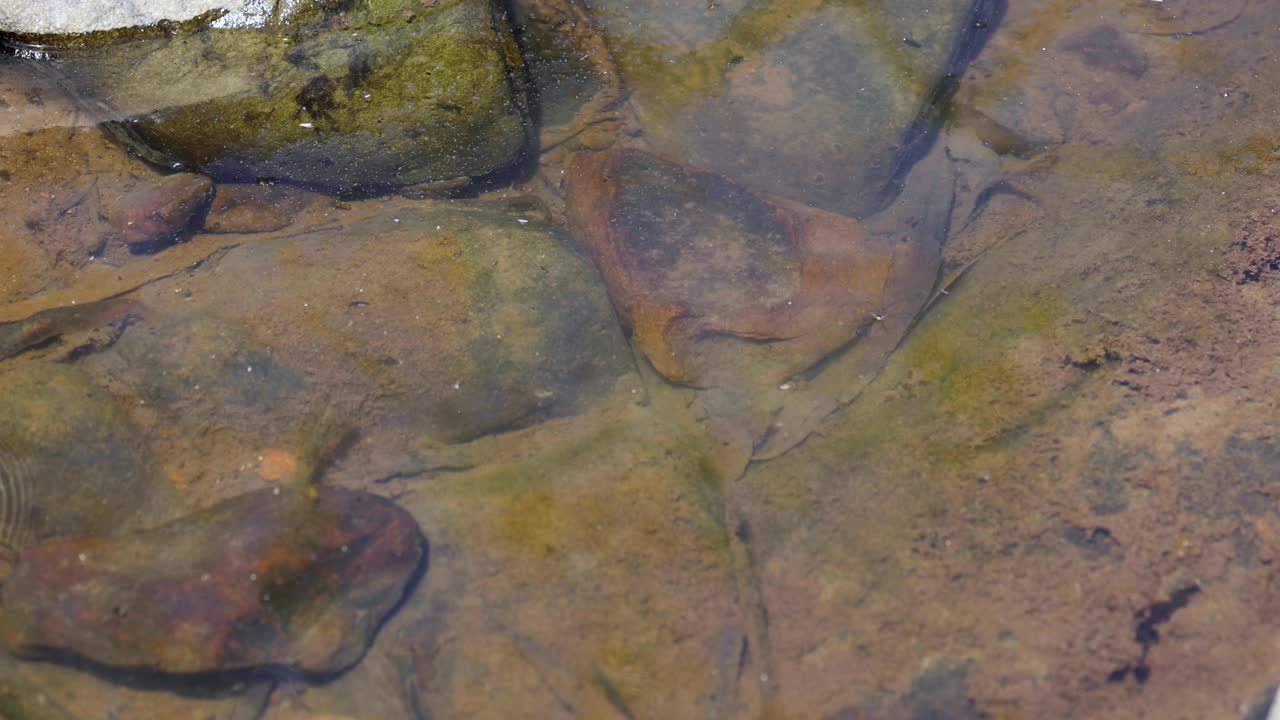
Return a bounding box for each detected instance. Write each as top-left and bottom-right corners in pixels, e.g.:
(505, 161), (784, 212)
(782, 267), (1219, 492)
(0, 0), (268, 36)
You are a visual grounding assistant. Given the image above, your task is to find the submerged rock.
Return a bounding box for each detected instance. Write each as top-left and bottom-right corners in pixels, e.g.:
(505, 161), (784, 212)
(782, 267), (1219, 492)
(1, 486), (425, 675)
(202, 183), (315, 234)
(566, 148), (941, 387)
(104, 172), (213, 249)
(580, 0), (1000, 217)
(13, 0), (530, 195)
(80, 203), (631, 449)
(0, 362), (174, 552)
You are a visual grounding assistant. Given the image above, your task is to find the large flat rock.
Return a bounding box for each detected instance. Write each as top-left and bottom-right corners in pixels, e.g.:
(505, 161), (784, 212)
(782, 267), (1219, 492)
(78, 203), (632, 456)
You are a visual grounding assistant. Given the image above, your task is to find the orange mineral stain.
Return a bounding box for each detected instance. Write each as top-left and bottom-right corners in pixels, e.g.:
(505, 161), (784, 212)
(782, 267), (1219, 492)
(258, 449), (299, 482)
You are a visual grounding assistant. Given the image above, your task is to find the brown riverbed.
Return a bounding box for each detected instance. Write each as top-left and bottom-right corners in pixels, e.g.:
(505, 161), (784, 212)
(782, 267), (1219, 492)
(2, 1), (1280, 718)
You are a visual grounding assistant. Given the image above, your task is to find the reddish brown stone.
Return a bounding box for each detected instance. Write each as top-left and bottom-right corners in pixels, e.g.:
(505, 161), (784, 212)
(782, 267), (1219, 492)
(202, 183), (312, 234)
(0, 487), (425, 676)
(104, 173), (213, 248)
(565, 148), (940, 386)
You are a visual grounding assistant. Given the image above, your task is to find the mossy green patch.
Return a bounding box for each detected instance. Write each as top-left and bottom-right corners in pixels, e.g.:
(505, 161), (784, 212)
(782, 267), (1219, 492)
(811, 284), (1068, 474)
(52, 0), (527, 194)
(898, 288), (1065, 461)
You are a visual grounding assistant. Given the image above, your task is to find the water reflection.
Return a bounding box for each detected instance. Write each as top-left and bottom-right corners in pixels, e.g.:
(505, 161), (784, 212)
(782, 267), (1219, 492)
(1, 0), (1279, 717)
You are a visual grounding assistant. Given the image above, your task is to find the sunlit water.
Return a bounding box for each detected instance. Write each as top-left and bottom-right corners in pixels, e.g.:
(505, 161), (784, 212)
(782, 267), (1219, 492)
(1, 0), (1279, 718)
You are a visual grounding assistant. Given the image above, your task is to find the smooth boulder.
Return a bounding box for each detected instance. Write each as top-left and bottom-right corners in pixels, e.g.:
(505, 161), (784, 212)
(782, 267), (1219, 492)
(566, 148), (942, 387)
(1, 486), (425, 675)
(80, 203), (632, 446)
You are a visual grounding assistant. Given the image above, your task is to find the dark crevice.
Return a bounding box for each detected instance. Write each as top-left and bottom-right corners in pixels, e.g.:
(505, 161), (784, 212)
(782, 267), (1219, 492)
(1107, 583), (1201, 685)
(373, 465), (474, 485)
(878, 0), (1008, 215)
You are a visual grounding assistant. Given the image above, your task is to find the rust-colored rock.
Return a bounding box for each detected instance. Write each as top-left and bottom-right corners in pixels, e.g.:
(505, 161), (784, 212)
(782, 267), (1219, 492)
(202, 184), (313, 234)
(104, 172), (213, 248)
(1, 487), (425, 676)
(566, 148), (940, 386)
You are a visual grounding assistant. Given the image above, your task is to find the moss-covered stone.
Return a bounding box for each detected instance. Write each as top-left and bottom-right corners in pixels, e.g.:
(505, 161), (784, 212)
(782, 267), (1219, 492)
(22, 0), (530, 195)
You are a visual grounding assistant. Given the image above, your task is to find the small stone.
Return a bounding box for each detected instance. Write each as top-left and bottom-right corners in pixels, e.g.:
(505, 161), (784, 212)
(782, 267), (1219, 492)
(258, 449), (299, 482)
(104, 173), (213, 249)
(1062, 25), (1149, 78)
(0, 487), (426, 675)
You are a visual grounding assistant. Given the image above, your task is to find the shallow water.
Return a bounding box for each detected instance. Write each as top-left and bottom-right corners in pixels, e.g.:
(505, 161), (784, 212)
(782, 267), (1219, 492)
(1, 0), (1280, 718)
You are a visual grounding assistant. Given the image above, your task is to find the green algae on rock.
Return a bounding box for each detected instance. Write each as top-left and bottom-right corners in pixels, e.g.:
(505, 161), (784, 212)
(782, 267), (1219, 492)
(581, 0), (1002, 218)
(566, 147), (941, 387)
(367, 391), (754, 719)
(19, 0), (531, 195)
(0, 652), (77, 720)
